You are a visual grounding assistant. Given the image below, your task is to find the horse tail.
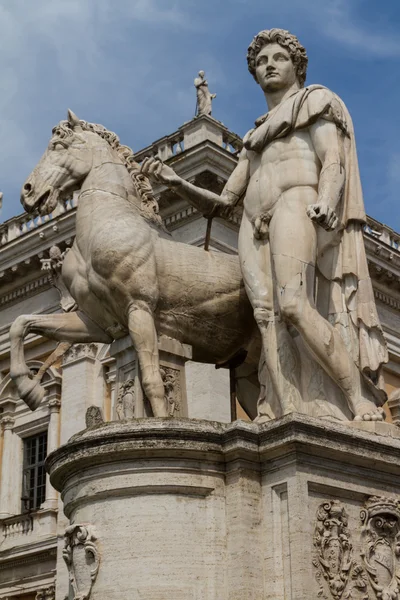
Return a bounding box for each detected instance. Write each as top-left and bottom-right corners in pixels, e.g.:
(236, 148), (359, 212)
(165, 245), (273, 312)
(34, 341), (72, 382)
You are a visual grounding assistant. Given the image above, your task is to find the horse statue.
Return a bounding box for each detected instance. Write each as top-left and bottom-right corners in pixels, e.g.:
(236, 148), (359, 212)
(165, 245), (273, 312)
(10, 110), (260, 418)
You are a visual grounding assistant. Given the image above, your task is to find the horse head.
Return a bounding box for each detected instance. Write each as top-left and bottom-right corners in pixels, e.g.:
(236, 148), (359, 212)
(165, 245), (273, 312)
(21, 109), (95, 215)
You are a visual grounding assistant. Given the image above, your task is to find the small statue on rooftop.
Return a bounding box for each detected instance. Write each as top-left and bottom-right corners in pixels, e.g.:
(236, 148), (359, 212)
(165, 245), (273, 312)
(194, 70), (216, 116)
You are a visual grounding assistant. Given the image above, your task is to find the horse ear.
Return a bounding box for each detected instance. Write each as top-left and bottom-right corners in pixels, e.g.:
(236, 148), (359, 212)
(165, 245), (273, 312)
(67, 109), (82, 130)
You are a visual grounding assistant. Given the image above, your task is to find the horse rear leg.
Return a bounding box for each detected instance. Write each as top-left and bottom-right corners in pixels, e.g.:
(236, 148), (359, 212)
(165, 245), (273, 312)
(10, 311), (112, 411)
(128, 308), (168, 417)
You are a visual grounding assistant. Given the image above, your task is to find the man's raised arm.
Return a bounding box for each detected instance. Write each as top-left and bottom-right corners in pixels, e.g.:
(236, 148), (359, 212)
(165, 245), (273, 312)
(141, 147), (250, 218)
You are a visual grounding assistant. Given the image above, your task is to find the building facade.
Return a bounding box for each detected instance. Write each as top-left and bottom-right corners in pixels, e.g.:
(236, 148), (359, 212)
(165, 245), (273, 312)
(0, 114), (399, 599)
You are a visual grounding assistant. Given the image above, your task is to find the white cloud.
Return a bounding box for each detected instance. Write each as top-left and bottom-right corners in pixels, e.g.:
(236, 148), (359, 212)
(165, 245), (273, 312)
(0, 0), (203, 220)
(0, 0), (399, 224)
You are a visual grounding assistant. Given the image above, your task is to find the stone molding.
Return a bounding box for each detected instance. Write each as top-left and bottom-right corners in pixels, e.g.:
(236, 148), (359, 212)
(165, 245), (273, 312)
(62, 343), (99, 366)
(47, 414), (400, 496)
(46, 415), (400, 599)
(0, 274), (52, 307)
(48, 398), (61, 413)
(1, 416), (15, 431)
(374, 288), (400, 311)
(0, 546), (57, 571)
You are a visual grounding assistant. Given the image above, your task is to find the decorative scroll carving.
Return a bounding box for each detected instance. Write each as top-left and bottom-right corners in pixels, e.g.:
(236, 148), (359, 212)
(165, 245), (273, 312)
(63, 524), (100, 600)
(313, 501), (368, 599)
(360, 496), (400, 599)
(116, 379), (135, 420)
(161, 367), (181, 417)
(36, 585), (56, 600)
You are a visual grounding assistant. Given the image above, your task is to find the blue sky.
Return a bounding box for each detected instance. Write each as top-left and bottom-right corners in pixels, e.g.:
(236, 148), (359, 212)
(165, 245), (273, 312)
(1, 0), (400, 228)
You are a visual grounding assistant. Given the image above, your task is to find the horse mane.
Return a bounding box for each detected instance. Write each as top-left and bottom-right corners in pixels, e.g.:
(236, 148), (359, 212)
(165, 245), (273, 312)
(53, 119), (165, 230)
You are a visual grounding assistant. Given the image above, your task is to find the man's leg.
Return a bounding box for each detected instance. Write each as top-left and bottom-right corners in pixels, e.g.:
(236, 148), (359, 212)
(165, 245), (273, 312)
(238, 213), (301, 419)
(269, 194), (383, 421)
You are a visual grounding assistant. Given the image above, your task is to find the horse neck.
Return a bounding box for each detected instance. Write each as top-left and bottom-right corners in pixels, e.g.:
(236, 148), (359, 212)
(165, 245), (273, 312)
(79, 143), (140, 212)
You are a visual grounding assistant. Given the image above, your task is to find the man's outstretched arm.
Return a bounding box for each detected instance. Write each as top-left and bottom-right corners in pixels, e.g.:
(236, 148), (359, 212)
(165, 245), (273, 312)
(307, 118), (346, 231)
(141, 147), (250, 218)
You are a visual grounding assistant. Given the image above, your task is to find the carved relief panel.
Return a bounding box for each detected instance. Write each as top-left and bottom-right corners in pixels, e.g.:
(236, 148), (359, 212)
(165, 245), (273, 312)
(313, 500), (368, 599)
(116, 378), (135, 420)
(109, 335), (190, 420)
(63, 524), (100, 600)
(360, 496), (400, 599)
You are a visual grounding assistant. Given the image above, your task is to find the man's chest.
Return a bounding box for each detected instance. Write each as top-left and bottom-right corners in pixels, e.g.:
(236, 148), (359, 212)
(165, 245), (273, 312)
(248, 128), (318, 175)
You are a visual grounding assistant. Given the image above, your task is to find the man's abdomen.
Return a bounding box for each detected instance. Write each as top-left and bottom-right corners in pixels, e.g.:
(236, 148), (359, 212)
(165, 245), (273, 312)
(244, 130), (320, 222)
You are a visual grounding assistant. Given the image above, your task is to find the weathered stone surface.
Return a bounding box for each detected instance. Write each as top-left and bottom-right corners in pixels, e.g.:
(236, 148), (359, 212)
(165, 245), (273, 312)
(10, 111), (258, 419)
(85, 405), (104, 428)
(47, 414), (400, 599)
(142, 28), (388, 424)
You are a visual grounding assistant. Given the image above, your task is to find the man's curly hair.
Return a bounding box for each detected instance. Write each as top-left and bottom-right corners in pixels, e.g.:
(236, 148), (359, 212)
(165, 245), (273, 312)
(247, 28), (308, 88)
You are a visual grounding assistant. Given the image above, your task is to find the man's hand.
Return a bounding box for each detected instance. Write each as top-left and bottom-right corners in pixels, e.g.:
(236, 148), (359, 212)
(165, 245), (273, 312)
(306, 203), (338, 231)
(141, 157), (181, 187)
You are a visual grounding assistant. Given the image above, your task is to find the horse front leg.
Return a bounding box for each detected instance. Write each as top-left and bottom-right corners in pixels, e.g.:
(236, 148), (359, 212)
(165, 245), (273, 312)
(9, 311), (112, 411)
(128, 308), (168, 417)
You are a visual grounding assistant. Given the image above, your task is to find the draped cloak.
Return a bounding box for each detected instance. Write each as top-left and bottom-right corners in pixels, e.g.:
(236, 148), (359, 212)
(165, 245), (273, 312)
(244, 85), (388, 406)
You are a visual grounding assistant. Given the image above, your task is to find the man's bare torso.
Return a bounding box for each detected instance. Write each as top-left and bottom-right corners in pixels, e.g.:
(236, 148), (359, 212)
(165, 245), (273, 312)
(243, 128), (321, 222)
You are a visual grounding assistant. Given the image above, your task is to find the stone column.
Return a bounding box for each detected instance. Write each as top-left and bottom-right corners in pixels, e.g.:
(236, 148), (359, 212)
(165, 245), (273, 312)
(0, 416), (16, 518)
(42, 399), (61, 510)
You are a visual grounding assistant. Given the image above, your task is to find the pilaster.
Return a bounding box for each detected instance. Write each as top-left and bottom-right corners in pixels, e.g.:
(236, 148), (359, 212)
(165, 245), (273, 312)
(42, 399), (61, 510)
(0, 416), (16, 518)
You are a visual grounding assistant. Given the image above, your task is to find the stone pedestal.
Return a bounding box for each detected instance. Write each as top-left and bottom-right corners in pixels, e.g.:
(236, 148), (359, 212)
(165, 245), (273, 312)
(108, 334), (231, 421)
(47, 415), (400, 600)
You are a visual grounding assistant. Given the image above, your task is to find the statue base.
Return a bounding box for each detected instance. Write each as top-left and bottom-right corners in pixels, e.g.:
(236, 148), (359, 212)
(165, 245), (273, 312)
(47, 415), (400, 600)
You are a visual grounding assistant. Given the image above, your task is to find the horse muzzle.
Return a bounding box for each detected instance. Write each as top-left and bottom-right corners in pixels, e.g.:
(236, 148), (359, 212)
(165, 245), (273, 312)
(21, 181), (59, 215)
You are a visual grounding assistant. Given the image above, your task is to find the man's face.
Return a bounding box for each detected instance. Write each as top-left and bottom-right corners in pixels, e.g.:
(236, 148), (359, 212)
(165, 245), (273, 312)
(255, 43), (298, 93)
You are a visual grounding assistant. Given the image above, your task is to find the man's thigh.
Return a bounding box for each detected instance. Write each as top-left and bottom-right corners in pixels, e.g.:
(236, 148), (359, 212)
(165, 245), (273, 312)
(238, 213), (274, 311)
(269, 195), (317, 293)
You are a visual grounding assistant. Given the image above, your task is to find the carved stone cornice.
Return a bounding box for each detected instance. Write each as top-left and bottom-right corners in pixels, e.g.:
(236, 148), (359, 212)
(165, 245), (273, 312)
(62, 343), (99, 366)
(374, 288), (400, 311)
(0, 546), (57, 570)
(0, 273), (52, 307)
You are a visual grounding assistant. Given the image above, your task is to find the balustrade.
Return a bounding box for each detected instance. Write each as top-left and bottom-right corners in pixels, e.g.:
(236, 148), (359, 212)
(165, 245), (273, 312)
(0, 195), (78, 247)
(2, 513), (33, 538)
(365, 217), (400, 250)
(0, 508), (57, 551)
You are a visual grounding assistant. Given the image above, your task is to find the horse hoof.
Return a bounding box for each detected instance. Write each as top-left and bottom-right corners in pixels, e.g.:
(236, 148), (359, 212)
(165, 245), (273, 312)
(20, 380), (46, 411)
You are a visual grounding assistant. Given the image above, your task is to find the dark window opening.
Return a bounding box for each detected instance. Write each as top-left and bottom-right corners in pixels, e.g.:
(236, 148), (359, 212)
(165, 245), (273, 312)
(22, 431), (48, 512)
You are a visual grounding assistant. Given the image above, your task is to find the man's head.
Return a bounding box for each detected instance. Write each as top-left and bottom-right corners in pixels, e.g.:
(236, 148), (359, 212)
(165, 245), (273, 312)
(247, 29), (308, 91)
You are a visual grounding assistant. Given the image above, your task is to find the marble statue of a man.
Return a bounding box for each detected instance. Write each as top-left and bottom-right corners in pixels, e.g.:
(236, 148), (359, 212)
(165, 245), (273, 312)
(142, 28), (388, 423)
(195, 70), (216, 116)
